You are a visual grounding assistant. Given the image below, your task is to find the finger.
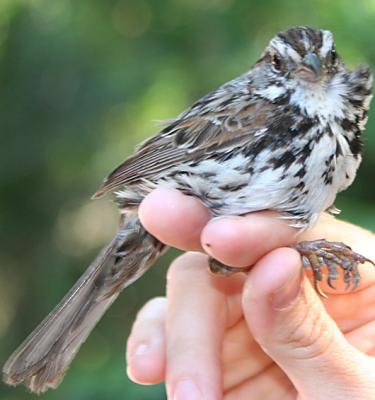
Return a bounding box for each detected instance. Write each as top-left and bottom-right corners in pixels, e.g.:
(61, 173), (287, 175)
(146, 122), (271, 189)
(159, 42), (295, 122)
(221, 319), (273, 392)
(201, 212), (297, 267)
(165, 252), (243, 400)
(323, 283), (375, 332)
(139, 188), (211, 251)
(126, 297), (167, 384)
(242, 247), (375, 399)
(345, 319), (375, 355)
(224, 364), (295, 400)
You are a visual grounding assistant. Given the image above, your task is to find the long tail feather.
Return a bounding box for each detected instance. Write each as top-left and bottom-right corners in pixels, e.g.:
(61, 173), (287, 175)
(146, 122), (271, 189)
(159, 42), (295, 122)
(3, 212), (165, 394)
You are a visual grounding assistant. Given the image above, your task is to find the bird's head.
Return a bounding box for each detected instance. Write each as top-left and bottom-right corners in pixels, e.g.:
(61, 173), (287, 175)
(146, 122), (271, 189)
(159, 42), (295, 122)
(260, 26), (344, 86)
(253, 27), (372, 121)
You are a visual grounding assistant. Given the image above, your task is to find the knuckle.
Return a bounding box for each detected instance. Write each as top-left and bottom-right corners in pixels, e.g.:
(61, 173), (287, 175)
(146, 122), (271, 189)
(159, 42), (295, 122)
(131, 317), (158, 337)
(133, 297), (167, 329)
(167, 252), (208, 284)
(139, 297), (167, 319)
(145, 296), (167, 309)
(166, 256), (185, 284)
(281, 302), (335, 361)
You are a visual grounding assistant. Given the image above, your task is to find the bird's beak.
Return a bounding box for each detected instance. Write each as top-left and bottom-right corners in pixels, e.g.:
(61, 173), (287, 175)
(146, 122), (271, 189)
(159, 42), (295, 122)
(303, 52), (321, 76)
(295, 51), (321, 82)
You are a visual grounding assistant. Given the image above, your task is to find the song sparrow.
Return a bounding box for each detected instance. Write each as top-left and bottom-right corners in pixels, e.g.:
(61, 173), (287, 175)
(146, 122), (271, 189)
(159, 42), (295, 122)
(3, 26), (374, 393)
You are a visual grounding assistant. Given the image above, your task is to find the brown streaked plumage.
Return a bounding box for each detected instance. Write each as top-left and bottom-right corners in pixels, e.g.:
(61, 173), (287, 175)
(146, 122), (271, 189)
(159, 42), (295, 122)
(3, 26), (374, 393)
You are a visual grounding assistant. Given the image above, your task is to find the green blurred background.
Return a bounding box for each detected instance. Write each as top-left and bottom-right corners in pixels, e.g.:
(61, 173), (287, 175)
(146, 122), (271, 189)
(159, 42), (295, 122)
(1, 0), (375, 399)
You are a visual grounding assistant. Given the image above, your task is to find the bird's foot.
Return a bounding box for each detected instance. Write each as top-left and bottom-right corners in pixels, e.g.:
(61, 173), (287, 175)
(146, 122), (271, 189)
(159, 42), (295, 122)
(208, 257), (251, 276)
(208, 239), (374, 297)
(294, 239), (374, 297)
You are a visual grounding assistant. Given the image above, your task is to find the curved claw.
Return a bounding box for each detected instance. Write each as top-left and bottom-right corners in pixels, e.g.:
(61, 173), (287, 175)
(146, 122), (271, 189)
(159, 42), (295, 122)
(314, 280), (328, 298)
(327, 277), (336, 290)
(293, 239), (374, 296)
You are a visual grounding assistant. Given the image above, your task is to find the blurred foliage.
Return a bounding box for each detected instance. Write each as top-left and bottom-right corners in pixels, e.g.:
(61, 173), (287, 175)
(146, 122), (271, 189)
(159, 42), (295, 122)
(1, 0), (375, 399)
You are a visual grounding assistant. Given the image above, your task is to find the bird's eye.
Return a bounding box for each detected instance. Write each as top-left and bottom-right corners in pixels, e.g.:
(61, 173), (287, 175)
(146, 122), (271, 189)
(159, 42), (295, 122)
(271, 53), (282, 71)
(330, 48), (337, 64)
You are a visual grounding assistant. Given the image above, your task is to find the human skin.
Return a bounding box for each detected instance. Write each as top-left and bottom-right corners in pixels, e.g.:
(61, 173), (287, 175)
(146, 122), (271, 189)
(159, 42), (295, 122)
(126, 188), (375, 400)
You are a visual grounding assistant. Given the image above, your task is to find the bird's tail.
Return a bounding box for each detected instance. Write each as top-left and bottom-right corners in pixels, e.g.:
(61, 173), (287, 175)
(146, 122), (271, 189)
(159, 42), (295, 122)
(2, 212), (165, 394)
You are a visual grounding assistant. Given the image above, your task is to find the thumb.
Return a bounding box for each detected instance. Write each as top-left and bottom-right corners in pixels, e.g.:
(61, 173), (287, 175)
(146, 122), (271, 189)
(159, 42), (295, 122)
(242, 248), (373, 400)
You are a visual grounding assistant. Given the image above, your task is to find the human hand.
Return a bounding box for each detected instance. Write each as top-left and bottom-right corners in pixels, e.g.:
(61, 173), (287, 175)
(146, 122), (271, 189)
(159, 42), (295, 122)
(126, 188), (375, 399)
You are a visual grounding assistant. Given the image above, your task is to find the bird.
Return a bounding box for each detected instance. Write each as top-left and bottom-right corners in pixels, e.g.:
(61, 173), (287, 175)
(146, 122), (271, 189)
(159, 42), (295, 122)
(3, 26), (374, 394)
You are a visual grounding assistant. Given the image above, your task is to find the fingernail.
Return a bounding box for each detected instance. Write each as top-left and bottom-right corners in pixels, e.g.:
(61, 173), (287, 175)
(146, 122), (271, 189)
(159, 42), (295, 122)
(173, 379), (202, 400)
(133, 343), (150, 356)
(271, 269), (302, 310)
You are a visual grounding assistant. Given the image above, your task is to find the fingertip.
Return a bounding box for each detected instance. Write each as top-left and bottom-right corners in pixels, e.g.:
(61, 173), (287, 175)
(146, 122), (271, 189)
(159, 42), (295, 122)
(240, 247), (304, 342)
(126, 345), (165, 385)
(201, 213), (297, 267)
(201, 217), (247, 267)
(126, 297), (167, 385)
(244, 247), (302, 301)
(139, 188), (210, 251)
(243, 248), (303, 326)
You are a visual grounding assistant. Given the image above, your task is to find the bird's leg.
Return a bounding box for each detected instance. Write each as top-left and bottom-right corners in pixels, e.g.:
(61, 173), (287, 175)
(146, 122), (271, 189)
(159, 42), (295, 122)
(208, 239), (374, 297)
(208, 257), (251, 276)
(293, 239), (374, 296)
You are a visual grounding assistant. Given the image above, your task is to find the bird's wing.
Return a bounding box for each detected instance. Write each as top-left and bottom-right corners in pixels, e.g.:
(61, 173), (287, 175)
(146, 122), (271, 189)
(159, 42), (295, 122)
(93, 78), (274, 198)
